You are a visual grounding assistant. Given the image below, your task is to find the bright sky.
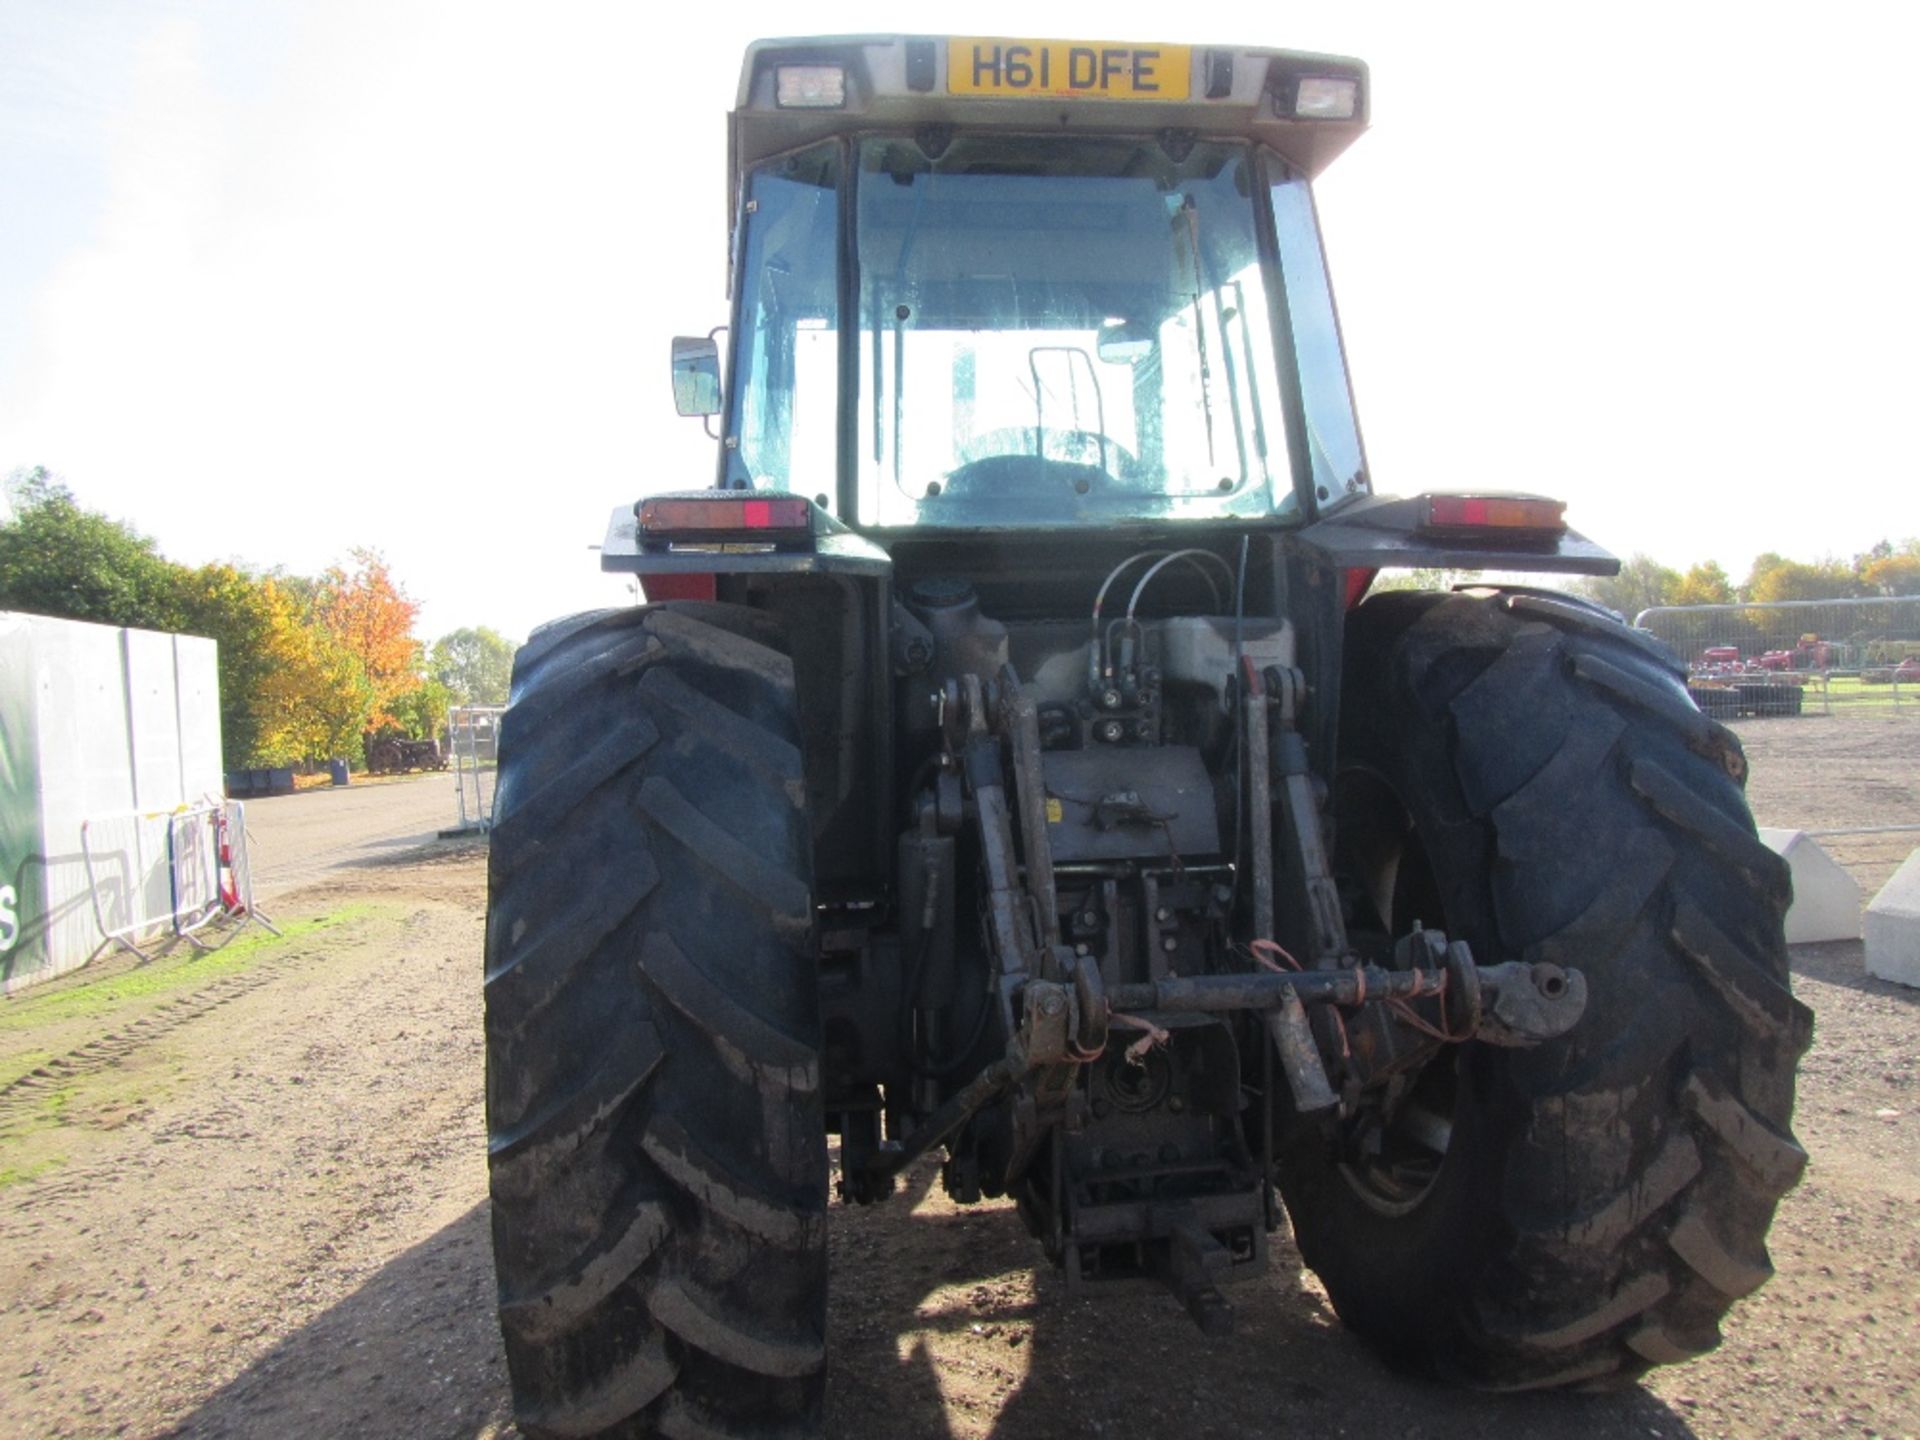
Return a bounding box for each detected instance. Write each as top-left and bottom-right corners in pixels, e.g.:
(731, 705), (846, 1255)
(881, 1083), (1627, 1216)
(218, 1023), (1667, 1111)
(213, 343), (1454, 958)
(2, 2), (1915, 643)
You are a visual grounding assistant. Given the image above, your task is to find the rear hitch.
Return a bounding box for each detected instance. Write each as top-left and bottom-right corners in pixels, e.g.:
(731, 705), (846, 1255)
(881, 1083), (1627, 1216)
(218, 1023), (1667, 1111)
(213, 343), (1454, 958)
(1099, 953), (1581, 1031)
(1103, 937), (1587, 1116)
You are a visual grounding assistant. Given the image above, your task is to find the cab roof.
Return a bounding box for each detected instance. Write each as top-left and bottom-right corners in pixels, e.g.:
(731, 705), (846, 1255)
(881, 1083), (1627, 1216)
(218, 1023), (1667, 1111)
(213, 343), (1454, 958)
(731, 35), (1368, 223)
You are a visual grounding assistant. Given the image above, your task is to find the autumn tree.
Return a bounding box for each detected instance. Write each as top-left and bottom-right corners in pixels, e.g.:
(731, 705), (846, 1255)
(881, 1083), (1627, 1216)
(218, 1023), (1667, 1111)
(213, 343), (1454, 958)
(314, 549), (423, 736)
(169, 565), (373, 765)
(429, 626), (516, 705)
(1857, 539), (1920, 597)
(0, 482), (431, 766)
(249, 578), (372, 764)
(277, 621), (376, 762)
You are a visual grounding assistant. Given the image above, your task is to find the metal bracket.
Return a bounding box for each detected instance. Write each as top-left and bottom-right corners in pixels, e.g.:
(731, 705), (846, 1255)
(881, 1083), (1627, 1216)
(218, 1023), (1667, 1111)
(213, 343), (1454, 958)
(1474, 961), (1588, 1046)
(1162, 1216), (1235, 1336)
(1016, 980), (1076, 1066)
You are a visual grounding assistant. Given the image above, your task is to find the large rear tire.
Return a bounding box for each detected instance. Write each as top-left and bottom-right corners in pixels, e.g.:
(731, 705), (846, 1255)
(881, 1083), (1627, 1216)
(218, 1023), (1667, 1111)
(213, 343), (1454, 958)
(485, 604), (827, 1438)
(1280, 589), (1811, 1390)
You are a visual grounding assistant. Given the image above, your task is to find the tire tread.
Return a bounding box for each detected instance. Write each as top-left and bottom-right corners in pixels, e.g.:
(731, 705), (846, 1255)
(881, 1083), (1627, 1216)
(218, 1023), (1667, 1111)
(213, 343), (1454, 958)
(1288, 587), (1808, 1392)
(485, 604), (825, 1438)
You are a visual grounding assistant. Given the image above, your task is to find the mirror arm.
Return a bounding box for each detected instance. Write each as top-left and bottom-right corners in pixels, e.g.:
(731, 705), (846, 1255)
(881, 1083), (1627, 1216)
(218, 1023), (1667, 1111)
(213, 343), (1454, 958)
(705, 327), (728, 437)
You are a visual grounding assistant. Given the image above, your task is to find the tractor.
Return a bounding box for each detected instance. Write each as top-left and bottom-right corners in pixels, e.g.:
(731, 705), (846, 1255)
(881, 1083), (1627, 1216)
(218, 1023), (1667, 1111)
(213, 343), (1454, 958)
(483, 37), (1809, 1438)
(366, 736), (447, 775)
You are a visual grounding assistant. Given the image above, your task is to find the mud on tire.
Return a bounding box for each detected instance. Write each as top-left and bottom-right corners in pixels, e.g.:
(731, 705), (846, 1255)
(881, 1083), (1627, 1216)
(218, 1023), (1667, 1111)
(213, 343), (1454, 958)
(1279, 589), (1812, 1391)
(485, 603), (827, 1438)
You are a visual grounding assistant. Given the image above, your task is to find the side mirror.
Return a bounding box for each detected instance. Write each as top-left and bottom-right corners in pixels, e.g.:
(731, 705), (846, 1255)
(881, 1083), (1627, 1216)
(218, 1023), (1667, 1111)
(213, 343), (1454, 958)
(1096, 319), (1154, 366)
(671, 336), (723, 416)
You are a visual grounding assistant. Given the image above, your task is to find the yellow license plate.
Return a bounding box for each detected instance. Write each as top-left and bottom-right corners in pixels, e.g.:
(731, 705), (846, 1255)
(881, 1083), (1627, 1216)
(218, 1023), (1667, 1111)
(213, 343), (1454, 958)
(949, 38), (1192, 101)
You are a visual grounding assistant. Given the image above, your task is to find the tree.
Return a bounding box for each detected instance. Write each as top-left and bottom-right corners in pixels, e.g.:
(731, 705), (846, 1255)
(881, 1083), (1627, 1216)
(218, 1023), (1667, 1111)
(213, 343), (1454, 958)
(175, 564), (281, 767)
(1741, 552), (1788, 601)
(1745, 555), (1865, 603)
(0, 468), (188, 630)
(1859, 549), (1920, 597)
(1576, 553), (1679, 619)
(1672, 561), (1735, 607)
(429, 626), (516, 705)
(1, 481), (427, 768)
(314, 549), (423, 733)
(177, 566), (373, 766)
(390, 676), (451, 743)
(256, 584), (374, 763)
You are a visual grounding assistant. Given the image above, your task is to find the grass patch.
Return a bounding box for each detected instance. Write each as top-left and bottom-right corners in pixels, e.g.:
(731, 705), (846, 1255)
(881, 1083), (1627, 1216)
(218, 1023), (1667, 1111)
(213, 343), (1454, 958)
(2, 1083), (75, 1135)
(0, 903), (383, 1102)
(0, 901), (388, 1193)
(0, 905), (374, 1038)
(0, 1082), (78, 1159)
(0, 1155), (66, 1191)
(1817, 675), (1917, 705)
(0, 1048), (54, 1098)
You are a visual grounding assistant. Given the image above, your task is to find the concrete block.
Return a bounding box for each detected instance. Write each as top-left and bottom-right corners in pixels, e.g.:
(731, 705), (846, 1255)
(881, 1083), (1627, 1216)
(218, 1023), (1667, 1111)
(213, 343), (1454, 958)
(1865, 849), (1920, 988)
(0, 612), (222, 994)
(1758, 828), (1863, 944)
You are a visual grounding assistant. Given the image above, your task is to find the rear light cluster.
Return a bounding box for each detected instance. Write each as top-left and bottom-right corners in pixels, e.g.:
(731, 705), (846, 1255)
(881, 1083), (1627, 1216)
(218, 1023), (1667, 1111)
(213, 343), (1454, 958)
(639, 496), (813, 535)
(1420, 494), (1567, 536)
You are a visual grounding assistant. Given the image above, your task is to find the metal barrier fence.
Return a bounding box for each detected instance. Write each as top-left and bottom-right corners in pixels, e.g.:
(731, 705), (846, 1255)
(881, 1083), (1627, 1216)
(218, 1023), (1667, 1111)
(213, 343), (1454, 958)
(80, 799), (277, 961)
(449, 706), (505, 833)
(1635, 596), (1920, 718)
(221, 803), (276, 941)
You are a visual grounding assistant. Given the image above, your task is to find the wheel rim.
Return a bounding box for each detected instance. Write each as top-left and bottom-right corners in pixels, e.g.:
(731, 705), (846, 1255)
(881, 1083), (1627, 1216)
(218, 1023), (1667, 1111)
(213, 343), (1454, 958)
(1335, 1050), (1460, 1217)
(1331, 767), (1464, 1217)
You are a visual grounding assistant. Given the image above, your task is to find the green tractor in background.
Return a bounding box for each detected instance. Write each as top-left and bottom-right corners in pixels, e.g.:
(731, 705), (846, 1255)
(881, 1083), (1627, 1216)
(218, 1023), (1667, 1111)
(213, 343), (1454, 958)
(483, 36), (1809, 1438)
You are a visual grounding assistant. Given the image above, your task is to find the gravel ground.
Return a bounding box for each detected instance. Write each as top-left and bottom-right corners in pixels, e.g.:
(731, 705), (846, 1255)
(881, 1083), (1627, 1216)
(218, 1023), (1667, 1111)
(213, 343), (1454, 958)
(1737, 714), (1920, 897)
(0, 715), (1913, 1440)
(240, 772), (466, 903)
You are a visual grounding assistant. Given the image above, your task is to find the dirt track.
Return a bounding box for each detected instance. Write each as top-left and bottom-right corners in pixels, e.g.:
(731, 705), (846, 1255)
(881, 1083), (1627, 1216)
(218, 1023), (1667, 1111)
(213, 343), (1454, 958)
(0, 716), (1915, 1440)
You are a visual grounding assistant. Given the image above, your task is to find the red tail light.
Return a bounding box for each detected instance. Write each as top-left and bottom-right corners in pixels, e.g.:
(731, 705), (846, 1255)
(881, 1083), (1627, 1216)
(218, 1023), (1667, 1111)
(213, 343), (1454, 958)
(638, 495), (813, 538)
(1420, 494), (1568, 536)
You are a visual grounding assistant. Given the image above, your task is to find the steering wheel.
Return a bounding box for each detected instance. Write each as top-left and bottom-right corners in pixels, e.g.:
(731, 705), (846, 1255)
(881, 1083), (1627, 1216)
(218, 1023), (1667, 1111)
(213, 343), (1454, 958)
(955, 427), (1142, 481)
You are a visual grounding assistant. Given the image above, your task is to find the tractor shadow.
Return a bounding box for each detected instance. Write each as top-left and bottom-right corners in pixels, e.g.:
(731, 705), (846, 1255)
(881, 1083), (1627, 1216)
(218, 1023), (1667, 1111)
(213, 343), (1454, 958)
(828, 1158), (1705, 1440)
(166, 1170), (1706, 1440)
(165, 1201), (514, 1439)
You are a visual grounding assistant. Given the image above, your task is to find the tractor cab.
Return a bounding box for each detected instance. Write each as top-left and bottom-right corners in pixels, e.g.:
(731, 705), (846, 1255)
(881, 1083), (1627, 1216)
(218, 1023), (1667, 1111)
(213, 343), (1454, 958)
(656, 37), (1370, 534)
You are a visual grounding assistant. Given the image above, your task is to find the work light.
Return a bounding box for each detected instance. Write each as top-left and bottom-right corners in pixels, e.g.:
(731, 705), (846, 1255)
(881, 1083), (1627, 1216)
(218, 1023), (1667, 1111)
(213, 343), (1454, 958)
(776, 65), (848, 108)
(1292, 76), (1359, 119)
